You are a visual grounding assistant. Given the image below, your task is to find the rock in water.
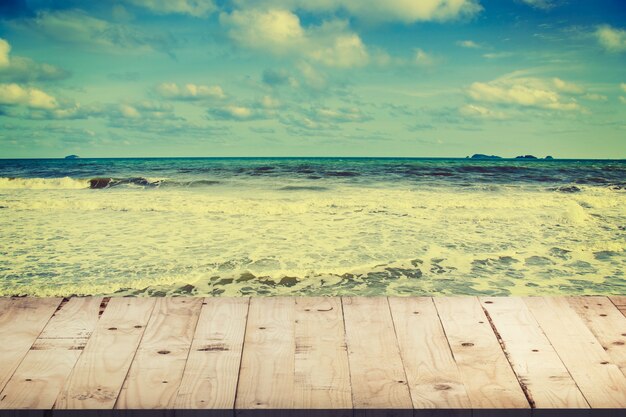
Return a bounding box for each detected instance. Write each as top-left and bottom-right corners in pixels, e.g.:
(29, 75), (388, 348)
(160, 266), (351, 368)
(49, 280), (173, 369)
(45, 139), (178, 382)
(89, 178), (112, 189)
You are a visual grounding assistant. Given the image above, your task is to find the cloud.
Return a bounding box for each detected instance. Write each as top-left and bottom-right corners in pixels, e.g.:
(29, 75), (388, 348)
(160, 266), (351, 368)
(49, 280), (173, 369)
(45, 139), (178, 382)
(595, 25), (626, 53)
(583, 93), (607, 102)
(13, 9), (177, 56)
(467, 75), (583, 111)
(0, 39), (9, 67)
(114, 101), (180, 120)
(208, 105), (266, 121)
(459, 104), (507, 119)
(483, 52), (513, 59)
(621, 83), (626, 94)
(262, 68), (298, 87)
(156, 83), (225, 100)
(414, 48), (436, 67)
(123, 0), (215, 17)
(519, 0), (554, 10)
(313, 106), (370, 123)
(0, 83), (57, 109)
(457, 40), (483, 49)
(0, 38), (70, 82)
(552, 77), (584, 94)
(232, 0), (482, 24)
(220, 9), (369, 68)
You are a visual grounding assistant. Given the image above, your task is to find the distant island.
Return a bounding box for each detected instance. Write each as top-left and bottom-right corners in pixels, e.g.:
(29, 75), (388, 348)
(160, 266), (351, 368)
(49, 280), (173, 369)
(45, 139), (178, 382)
(469, 154), (502, 160)
(467, 154), (555, 160)
(64, 155), (80, 159)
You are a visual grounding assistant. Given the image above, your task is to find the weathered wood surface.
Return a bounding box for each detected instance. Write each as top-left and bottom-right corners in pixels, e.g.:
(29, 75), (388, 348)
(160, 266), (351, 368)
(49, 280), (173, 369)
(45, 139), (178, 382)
(434, 297), (529, 409)
(342, 297), (412, 409)
(175, 297), (249, 409)
(54, 297), (156, 409)
(0, 298), (101, 409)
(1, 296), (626, 411)
(525, 297), (626, 408)
(480, 297), (588, 408)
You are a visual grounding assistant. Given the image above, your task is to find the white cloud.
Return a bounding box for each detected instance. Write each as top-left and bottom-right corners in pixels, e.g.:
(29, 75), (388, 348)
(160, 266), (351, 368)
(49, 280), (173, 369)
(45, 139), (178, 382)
(0, 83), (57, 109)
(483, 52), (513, 59)
(0, 39), (9, 67)
(467, 75), (583, 112)
(595, 25), (626, 53)
(552, 78), (584, 94)
(314, 107), (369, 122)
(0, 38), (69, 82)
(156, 83), (225, 100)
(460, 104), (507, 119)
(621, 83), (626, 93)
(457, 40), (482, 49)
(583, 93), (607, 102)
(620, 96), (626, 105)
(519, 0), (554, 10)
(124, 0), (215, 17)
(414, 48), (435, 67)
(209, 105), (265, 121)
(14, 10), (176, 55)
(120, 104), (141, 118)
(232, 0), (482, 24)
(221, 10), (368, 68)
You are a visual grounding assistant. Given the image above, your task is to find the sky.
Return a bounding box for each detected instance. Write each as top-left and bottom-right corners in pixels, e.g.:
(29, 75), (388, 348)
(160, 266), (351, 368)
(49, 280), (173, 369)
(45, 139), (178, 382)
(0, 0), (625, 158)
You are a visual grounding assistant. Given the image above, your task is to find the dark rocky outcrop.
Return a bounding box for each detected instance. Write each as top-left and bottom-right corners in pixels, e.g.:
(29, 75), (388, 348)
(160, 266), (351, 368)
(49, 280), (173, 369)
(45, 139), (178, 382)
(470, 154), (502, 159)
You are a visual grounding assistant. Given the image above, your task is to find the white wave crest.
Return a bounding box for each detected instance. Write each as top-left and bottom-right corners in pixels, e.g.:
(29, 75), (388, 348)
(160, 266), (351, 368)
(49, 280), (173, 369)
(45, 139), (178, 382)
(0, 177), (90, 189)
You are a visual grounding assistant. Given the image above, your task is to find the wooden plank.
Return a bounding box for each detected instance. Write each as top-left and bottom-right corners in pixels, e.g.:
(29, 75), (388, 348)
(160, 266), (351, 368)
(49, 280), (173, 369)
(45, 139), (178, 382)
(568, 296), (626, 376)
(0, 297), (102, 409)
(434, 297), (529, 409)
(115, 298), (203, 408)
(342, 297), (412, 409)
(235, 297), (295, 409)
(388, 297), (471, 409)
(480, 297), (588, 408)
(38, 297), (103, 340)
(54, 297), (156, 409)
(293, 297), (352, 409)
(525, 297), (626, 408)
(175, 297), (249, 409)
(0, 298), (61, 393)
(609, 296), (626, 307)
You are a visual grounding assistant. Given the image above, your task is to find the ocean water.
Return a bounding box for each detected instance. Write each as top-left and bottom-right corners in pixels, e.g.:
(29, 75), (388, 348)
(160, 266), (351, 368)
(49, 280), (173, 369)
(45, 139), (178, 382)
(0, 157), (624, 297)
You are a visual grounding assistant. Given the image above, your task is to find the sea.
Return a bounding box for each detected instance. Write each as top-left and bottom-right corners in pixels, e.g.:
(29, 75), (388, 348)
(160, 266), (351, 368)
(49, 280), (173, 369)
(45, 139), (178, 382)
(0, 157), (624, 297)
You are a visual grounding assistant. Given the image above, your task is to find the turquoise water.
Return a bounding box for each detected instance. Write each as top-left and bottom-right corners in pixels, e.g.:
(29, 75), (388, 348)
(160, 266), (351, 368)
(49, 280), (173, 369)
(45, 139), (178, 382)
(0, 157), (624, 296)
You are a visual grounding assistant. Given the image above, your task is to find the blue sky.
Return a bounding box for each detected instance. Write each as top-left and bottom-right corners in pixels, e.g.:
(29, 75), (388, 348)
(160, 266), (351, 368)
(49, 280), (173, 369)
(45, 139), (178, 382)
(0, 0), (625, 158)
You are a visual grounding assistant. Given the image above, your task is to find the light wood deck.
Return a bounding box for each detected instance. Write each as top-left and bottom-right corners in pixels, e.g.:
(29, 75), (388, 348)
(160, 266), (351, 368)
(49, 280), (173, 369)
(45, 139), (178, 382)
(0, 296), (625, 413)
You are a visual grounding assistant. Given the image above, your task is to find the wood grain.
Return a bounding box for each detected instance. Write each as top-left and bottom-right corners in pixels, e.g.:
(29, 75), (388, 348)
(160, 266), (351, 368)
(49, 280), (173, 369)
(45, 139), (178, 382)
(609, 296), (626, 307)
(525, 296), (626, 408)
(568, 296), (626, 377)
(434, 297), (529, 409)
(0, 297), (102, 409)
(235, 297), (295, 409)
(294, 297), (352, 409)
(116, 298), (203, 408)
(388, 297), (471, 409)
(54, 297), (155, 409)
(342, 297), (412, 409)
(175, 297), (249, 409)
(0, 298), (61, 393)
(480, 297), (588, 408)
